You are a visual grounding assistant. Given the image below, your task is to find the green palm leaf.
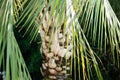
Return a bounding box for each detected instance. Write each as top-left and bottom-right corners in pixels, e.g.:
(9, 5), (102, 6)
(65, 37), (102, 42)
(79, 0), (120, 67)
(0, 0), (43, 80)
(66, 0), (103, 79)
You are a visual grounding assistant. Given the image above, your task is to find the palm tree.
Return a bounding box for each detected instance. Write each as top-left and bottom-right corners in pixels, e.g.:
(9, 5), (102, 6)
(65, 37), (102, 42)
(0, 0), (119, 80)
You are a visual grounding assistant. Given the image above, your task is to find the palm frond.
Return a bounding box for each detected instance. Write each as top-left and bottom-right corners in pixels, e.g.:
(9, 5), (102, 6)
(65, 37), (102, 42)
(78, 0), (120, 67)
(14, 0), (46, 43)
(66, 0), (103, 79)
(0, 0), (32, 80)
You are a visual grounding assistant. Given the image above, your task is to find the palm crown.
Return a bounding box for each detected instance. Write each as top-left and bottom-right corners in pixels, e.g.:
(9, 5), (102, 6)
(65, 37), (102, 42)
(0, 0), (120, 80)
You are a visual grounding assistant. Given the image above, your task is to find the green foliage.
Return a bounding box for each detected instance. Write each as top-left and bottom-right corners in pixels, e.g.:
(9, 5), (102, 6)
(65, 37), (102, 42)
(0, 0), (44, 80)
(0, 0), (120, 80)
(14, 23), (43, 80)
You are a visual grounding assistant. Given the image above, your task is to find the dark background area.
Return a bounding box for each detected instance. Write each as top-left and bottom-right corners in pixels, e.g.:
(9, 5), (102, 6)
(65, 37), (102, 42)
(109, 0), (120, 21)
(109, 0), (120, 20)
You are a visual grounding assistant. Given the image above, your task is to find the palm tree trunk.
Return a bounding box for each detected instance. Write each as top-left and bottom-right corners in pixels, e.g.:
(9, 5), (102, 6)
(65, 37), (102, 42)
(39, 0), (73, 79)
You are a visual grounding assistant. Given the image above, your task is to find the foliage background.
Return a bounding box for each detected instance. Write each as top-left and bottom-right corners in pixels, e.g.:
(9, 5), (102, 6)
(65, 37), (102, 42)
(14, 0), (120, 80)
(0, 0), (120, 80)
